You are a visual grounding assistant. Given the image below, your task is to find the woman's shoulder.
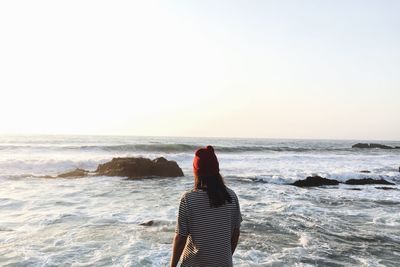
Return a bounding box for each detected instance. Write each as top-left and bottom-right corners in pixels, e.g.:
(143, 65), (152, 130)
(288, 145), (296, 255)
(225, 187), (238, 196)
(180, 189), (206, 199)
(225, 187), (240, 203)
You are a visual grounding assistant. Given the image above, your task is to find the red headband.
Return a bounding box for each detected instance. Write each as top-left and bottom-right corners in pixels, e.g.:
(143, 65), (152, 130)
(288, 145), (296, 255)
(193, 145), (220, 177)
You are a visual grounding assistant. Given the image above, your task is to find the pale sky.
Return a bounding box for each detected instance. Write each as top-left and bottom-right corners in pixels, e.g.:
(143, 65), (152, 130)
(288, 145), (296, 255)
(0, 0), (399, 140)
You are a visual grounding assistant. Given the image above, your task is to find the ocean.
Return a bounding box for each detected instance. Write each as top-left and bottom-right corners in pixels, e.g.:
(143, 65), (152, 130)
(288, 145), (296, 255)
(0, 135), (399, 266)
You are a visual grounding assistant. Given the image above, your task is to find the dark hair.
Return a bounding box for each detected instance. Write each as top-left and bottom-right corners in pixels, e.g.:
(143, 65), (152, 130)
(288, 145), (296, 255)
(195, 174), (232, 208)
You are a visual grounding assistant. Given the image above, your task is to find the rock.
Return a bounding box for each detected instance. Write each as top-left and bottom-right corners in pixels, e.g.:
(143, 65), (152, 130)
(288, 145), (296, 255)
(352, 143), (371, 149)
(52, 157), (184, 179)
(57, 168), (89, 178)
(352, 143), (394, 149)
(359, 170), (371, 173)
(95, 157), (184, 178)
(345, 178), (395, 185)
(375, 187), (398, 190)
(139, 220), (154, 226)
(292, 175), (340, 187)
(369, 143), (393, 149)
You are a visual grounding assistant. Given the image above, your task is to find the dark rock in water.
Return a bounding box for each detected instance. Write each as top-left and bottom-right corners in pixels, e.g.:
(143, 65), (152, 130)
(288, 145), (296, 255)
(352, 143), (394, 149)
(352, 143), (371, 149)
(369, 143), (393, 149)
(57, 168), (89, 178)
(139, 220), (154, 226)
(345, 178), (395, 185)
(359, 170), (371, 173)
(292, 176), (340, 187)
(347, 188), (362, 191)
(375, 187), (398, 190)
(95, 157), (184, 178)
(52, 157), (183, 179)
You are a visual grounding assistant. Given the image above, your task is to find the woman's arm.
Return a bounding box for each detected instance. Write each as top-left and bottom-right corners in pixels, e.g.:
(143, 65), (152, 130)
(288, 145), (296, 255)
(231, 227), (240, 254)
(170, 233), (188, 267)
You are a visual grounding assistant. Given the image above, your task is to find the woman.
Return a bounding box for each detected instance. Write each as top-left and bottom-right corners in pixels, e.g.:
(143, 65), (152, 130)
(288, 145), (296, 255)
(170, 146), (242, 267)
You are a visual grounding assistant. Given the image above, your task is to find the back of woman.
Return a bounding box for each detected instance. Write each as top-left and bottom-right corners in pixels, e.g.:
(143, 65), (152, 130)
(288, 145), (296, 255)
(177, 188), (241, 266)
(170, 146), (242, 267)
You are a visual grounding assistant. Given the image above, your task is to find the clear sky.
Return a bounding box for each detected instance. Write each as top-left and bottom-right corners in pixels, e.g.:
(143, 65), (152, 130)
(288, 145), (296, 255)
(0, 0), (399, 140)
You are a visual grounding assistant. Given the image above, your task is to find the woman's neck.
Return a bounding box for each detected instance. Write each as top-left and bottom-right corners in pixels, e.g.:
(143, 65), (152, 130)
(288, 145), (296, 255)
(195, 186), (207, 191)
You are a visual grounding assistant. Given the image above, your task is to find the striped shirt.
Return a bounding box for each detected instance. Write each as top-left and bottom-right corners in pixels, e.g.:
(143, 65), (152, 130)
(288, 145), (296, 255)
(175, 187), (242, 267)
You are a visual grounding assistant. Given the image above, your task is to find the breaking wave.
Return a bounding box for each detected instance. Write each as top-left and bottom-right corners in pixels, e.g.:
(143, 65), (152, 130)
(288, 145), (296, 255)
(0, 143), (361, 153)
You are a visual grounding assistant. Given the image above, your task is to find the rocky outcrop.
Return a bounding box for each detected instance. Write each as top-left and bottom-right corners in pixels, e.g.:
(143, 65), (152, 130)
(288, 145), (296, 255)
(352, 143), (397, 149)
(375, 187), (398, 190)
(53, 157), (184, 179)
(292, 176), (339, 187)
(139, 220), (154, 226)
(370, 143), (394, 149)
(352, 143), (370, 149)
(95, 157), (184, 179)
(56, 168), (90, 178)
(292, 176), (395, 188)
(345, 178), (395, 185)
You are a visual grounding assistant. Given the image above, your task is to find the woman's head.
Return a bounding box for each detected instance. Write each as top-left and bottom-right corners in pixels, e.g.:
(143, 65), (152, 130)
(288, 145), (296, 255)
(193, 146), (232, 207)
(193, 145), (219, 177)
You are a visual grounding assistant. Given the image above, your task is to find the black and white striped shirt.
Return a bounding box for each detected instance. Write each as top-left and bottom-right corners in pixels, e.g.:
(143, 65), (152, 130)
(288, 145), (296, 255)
(175, 187), (242, 267)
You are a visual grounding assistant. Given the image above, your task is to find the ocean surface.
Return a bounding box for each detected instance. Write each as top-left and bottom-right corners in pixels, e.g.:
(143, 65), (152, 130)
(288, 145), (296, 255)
(1, 135), (400, 266)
